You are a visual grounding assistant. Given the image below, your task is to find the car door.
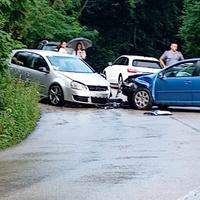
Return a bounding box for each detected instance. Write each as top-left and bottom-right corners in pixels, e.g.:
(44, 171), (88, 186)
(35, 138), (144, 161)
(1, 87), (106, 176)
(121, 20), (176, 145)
(10, 51), (32, 80)
(154, 61), (197, 105)
(191, 61), (200, 105)
(105, 57), (129, 84)
(29, 53), (51, 97)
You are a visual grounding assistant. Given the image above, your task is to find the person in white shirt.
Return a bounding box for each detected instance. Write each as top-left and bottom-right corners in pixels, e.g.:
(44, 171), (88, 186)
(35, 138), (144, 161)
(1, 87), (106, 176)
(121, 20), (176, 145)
(58, 41), (68, 53)
(74, 42), (86, 60)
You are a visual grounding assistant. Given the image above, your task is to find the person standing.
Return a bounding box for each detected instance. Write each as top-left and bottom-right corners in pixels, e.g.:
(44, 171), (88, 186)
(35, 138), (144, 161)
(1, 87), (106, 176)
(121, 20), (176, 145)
(159, 42), (184, 68)
(57, 41), (68, 53)
(74, 42), (86, 60)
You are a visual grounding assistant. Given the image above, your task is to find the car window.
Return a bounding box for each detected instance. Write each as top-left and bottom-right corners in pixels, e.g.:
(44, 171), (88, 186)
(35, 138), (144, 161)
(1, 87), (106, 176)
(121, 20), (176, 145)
(132, 60), (161, 69)
(192, 61), (200, 76)
(47, 56), (94, 73)
(113, 57), (129, 65)
(164, 61), (197, 78)
(43, 45), (58, 51)
(32, 54), (49, 71)
(11, 51), (32, 68)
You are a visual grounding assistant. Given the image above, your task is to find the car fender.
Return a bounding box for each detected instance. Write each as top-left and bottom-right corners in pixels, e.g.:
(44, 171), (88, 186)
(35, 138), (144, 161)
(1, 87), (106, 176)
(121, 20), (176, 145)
(135, 76), (151, 89)
(53, 74), (72, 88)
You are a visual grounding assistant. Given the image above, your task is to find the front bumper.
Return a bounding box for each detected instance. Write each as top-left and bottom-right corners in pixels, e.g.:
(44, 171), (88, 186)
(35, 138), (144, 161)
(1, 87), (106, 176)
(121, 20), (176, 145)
(121, 83), (136, 97)
(73, 95), (109, 105)
(64, 87), (111, 105)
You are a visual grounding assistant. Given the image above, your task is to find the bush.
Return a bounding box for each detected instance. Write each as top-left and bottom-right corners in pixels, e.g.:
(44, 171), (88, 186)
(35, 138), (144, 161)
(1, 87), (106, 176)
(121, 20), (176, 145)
(0, 75), (40, 149)
(0, 30), (24, 73)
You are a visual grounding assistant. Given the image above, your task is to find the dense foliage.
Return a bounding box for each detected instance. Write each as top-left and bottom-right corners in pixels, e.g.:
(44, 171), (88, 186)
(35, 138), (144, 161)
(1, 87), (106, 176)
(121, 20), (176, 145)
(0, 76), (40, 149)
(80, 0), (184, 70)
(180, 0), (200, 56)
(1, 0), (199, 71)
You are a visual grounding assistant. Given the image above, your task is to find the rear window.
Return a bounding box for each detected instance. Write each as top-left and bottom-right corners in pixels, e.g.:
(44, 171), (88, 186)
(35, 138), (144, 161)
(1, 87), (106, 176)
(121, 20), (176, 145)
(43, 45), (58, 51)
(11, 51), (32, 67)
(132, 60), (161, 69)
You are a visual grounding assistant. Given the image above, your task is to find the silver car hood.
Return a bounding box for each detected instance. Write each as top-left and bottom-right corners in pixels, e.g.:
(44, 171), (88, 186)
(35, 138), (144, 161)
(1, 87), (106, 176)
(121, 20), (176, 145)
(58, 72), (110, 86)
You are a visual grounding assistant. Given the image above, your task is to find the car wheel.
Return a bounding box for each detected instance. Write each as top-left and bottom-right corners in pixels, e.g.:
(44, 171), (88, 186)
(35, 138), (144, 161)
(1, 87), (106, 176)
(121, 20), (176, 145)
(104, 71), (107, 80)
(48, 84), (65, 106)
(132, 88), (153, 110)
(118, 74), (123, 90)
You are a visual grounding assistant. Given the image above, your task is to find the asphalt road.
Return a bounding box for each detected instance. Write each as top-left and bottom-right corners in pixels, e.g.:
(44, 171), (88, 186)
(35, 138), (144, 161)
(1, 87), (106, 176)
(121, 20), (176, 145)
(0, 92), (200, 200)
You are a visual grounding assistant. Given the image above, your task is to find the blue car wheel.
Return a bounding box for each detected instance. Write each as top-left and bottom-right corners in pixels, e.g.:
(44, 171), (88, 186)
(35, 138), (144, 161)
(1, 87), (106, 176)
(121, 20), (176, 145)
(132, 88), (153, 110)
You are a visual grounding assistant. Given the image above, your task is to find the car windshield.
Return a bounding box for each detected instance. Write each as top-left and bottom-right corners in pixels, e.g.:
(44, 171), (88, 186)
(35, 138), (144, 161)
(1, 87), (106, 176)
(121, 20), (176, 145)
(132, 60), (161, 69)
(47, 56), (94, 73)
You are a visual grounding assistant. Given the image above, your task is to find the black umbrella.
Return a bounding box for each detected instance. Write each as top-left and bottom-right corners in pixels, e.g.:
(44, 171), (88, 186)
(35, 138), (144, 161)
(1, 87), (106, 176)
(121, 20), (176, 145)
(68, 37), (92, 50)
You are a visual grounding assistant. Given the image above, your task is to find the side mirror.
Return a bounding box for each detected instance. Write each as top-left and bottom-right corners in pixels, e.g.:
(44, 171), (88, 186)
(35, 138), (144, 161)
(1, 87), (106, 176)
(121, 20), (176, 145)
(38, 67), (49, 73)
(158, 72), (164, 79)
(108, 62), (112, 66)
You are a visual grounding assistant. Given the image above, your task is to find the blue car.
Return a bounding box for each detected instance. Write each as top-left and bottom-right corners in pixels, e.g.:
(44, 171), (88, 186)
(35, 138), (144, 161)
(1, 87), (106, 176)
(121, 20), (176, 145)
(122, 58), (200, 110)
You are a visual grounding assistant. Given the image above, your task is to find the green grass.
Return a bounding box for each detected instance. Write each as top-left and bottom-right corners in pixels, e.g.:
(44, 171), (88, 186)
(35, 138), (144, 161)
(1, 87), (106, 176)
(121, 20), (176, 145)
(0, 75), (40, 149)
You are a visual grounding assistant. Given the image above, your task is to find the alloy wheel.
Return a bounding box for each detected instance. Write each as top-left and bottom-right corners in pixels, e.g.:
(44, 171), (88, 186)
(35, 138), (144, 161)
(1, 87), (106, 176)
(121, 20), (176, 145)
(133, 89), (152, 110)
(49, 85), (64, 106)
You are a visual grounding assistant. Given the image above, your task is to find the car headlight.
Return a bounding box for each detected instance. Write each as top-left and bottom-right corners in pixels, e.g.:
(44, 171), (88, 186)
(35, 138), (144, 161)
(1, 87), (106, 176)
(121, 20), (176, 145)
(71, 81), (87, 90)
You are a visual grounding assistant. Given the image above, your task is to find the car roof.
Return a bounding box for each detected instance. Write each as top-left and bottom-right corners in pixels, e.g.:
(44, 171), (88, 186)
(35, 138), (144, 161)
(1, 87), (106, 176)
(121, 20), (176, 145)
(12, 49), (76, 58)
(163, 58), (200, 69)
(44, 41), (59, 45)
(171, 58), (200, 63)
(119, 55), (159, 62)
(39, 40), (59, 45)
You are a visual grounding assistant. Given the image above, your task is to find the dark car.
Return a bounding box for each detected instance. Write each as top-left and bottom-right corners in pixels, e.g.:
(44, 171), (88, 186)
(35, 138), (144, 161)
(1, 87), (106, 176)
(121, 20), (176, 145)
(37, 40), (59, 51)
(122, 58), (200, 110)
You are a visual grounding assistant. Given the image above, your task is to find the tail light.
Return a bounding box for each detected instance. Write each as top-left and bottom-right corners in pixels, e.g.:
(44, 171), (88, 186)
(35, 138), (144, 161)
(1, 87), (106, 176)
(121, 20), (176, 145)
(127, 68), (139, 73)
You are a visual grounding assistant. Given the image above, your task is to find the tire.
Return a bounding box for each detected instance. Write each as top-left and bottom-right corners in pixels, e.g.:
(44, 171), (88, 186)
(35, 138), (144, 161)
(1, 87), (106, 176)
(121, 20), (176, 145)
(104, 71), (107, 80)
(118, 74), (123, 90)
(48, 84), (65, 106)
(132, 88), (153, 110)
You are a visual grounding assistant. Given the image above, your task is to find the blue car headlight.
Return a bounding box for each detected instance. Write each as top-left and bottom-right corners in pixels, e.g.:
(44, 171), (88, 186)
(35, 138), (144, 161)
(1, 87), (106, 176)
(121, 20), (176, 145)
(71, 81), (87, 91)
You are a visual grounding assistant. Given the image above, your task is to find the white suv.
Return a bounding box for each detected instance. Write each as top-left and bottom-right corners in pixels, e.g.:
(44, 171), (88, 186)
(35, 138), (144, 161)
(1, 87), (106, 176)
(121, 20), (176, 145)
(103, 55), (162, 86)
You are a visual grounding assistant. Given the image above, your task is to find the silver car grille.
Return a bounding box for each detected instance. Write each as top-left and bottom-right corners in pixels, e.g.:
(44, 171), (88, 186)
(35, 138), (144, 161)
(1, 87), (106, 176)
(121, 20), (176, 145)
(87, 86), (108, 91)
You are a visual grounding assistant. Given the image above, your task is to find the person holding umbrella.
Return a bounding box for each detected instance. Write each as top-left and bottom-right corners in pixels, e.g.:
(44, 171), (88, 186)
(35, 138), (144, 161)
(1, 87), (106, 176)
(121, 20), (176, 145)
(68, 37), (92, 60)
(74, 42), (86, 60)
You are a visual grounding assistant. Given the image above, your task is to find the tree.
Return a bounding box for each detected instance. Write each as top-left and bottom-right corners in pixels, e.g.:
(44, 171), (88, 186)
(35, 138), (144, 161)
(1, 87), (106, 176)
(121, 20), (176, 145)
(0, 31), (24, 73)
(80, 0), (136, 70)
(0, 1), (25, 73)
(131, 0), (183, 56)
(180, 0), (200, 56)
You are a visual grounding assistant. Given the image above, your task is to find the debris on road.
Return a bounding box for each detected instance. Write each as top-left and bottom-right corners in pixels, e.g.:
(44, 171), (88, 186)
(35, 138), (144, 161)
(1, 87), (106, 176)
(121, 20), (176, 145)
(144, 110), (172, 116)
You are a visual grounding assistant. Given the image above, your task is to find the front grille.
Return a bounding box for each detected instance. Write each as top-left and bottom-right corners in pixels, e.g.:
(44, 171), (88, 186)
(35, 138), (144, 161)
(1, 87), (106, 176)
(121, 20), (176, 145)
(91, 97), (108, 104)
(73, 95), (88, 102)
(87, 85), (108, 91)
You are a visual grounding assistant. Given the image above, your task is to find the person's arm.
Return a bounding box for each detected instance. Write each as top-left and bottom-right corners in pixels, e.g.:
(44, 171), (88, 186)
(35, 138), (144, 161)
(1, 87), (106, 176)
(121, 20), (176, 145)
(81, 50), (86, 60)
(179, 52), (184, 60)
(159, 51), (167, 68)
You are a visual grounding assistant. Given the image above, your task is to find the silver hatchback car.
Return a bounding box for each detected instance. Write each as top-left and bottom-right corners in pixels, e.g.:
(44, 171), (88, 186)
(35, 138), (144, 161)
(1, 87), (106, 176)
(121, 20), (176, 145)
(9, 49), (111, 106)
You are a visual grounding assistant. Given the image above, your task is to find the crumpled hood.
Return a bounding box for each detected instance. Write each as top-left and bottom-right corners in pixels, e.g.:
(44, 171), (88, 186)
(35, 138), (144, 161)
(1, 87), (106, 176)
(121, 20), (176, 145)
(58, 71), (110, 86)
